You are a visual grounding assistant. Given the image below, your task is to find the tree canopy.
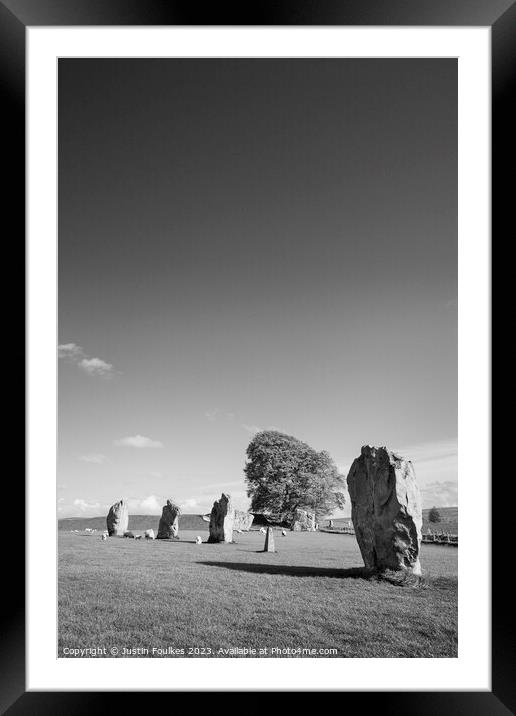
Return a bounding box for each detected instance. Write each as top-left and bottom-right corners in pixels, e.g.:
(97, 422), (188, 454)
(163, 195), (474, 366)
(244, 430), (346, 521)
(428, 506), (442, 523)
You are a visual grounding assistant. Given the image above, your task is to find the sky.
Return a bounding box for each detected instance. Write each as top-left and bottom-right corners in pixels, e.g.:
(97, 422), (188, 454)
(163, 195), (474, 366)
(58, 59), (457, 519)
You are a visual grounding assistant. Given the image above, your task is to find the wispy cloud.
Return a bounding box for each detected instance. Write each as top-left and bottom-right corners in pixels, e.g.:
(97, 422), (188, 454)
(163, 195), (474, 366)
(126, 495), (172, 514)
(179, 490), (250, 514)
(58, 343), (84, 360)
(58, 342), (115, 378)
(420, 480), (458, 508)
(395, 438), (457, 465)
(72, 498), (103, 513)
(58, 497), (110, 517)
(79, 357), (113, 378)
(139, 495), (162, 512)
(114, 434), (163, 449)
(79, 453), (106, 464)
(180, 498), (200, 511)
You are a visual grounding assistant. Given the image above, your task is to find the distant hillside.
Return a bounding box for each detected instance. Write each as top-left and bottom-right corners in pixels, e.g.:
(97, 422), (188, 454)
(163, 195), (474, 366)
(59, 506), (458, 535)
(422, 506), (457, 533)
(322, 506), (458, 535)
(59, 514), (210, 532)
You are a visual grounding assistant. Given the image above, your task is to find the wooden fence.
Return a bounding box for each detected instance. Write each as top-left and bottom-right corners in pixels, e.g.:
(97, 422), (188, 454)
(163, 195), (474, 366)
(421, 531), (458, 545)
(322, 525), (458, 546)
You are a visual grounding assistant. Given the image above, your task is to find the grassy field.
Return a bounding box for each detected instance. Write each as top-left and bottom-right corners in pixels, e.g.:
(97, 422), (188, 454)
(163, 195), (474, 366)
(59, 513), (209, 532)
(58, 530), (457, 658)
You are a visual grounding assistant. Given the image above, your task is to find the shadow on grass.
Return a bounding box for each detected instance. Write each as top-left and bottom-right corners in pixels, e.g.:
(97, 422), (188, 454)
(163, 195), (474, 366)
(199, 561), (374, 580)
(199, 562), (457, 590)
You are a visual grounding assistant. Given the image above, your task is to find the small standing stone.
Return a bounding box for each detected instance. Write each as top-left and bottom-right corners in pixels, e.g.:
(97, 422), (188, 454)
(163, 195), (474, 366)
(207, 493), (234, 543)
(106, 498), (129, 536)
(157, 500), (181, 539)
(290, 508), (316, 531)
(234, 510), (255, 531)
(263, 527), (275, 552)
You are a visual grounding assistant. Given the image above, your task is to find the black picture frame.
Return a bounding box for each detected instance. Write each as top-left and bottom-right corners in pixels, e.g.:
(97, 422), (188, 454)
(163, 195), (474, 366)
(4, 0), (510, 711)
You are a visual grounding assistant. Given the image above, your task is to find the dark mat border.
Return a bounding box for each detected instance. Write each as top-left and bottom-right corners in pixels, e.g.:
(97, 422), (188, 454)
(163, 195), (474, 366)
(4, 0), (510, 711)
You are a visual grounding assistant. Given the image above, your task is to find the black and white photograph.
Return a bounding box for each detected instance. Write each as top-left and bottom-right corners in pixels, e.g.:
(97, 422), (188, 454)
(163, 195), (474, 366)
(0, 0), (508, 702)
(57, 57), (458, 660)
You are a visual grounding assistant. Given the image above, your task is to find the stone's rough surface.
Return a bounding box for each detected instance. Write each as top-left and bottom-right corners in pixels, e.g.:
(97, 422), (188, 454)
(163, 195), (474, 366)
(234, 510), (255, 531)
(263, 527), (275, 552)
(157, 500), (181, 539)
(208, 493), (234, 543)
(144, 529), (155, 540)
(290, 508), (316, 532)
(106, 499), (129, 536)
(347, 445), (423, 575)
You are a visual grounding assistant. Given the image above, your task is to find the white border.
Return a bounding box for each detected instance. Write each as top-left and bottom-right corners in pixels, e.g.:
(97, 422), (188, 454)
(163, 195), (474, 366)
(27, 27), (490, 691)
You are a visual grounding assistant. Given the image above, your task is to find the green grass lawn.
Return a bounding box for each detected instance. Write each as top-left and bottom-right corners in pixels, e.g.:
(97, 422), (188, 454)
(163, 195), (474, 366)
(58, 530), (457, 658)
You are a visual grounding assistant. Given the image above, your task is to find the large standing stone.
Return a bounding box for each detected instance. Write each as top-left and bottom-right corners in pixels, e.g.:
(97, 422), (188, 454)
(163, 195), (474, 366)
(347, 445), (422, 575)
(208, 493), (234, 543)
(263, 527), (275, 552)
(234, 510), (254, 531)
(290, 508), (316, 532)
(106, 498), (129, 536)
(157, 500), (181, 539)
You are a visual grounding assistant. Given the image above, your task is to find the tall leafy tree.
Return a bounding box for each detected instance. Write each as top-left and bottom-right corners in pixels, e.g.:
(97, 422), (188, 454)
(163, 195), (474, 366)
(428, 506), (442, 523)
(244, 430), (345, 520)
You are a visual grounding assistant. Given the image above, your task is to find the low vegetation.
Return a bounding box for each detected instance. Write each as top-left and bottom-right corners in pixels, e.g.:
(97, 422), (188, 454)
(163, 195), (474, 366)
(59, 530), (457, 658)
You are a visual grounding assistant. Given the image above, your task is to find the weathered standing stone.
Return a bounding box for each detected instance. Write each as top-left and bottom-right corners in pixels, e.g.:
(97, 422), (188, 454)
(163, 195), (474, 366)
(234, 510), (255, 532)
(144, 529), (155, 540)
(157, 500), (181, 539)
(290, 508), (316, 532)
(263, 527), (275, 552)
(106, 498), (129, 536)
(347, 445), (422, 575)
(207, 493), (234, 543)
